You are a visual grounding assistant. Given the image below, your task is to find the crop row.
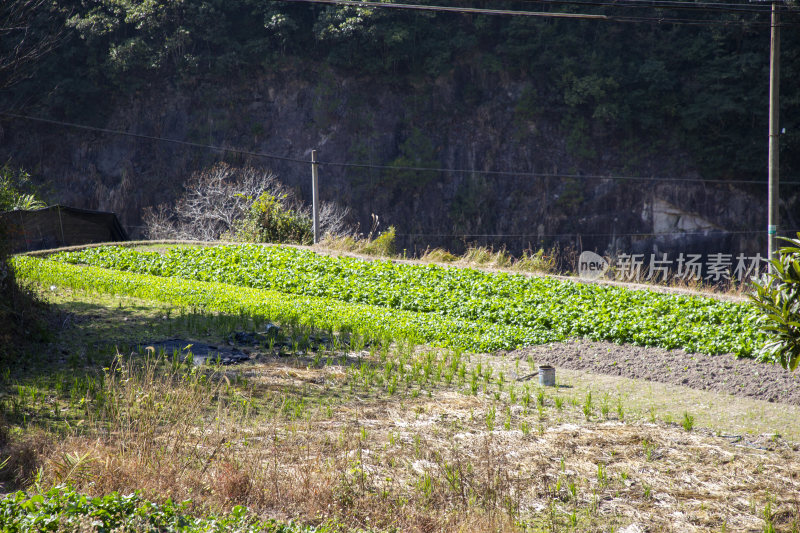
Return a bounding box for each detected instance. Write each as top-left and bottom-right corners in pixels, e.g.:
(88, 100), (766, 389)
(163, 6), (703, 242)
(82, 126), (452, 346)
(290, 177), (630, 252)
(50, 245), (765, 356)
(14, 256), (561, 352)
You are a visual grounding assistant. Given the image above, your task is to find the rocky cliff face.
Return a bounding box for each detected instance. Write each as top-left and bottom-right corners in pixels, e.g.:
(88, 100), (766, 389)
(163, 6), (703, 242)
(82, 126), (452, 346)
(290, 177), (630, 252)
(1, 63), (789, 260)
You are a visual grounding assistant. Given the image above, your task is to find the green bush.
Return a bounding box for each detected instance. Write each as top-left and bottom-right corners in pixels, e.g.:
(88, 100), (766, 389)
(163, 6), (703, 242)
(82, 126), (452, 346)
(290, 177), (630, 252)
(750, 234), (800, 370)
(361, 226), (396, 257)
(235, 192), (313, 245)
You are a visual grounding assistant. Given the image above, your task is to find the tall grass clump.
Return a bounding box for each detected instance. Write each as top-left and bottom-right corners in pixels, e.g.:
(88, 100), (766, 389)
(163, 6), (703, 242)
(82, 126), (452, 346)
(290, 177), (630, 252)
(319, 214), (397, 258)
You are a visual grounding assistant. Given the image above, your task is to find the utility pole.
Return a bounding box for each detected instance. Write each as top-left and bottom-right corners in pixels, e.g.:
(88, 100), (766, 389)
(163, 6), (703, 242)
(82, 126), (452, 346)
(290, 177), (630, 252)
(311, 149), (320, 244)
(767, 0), (781, 266)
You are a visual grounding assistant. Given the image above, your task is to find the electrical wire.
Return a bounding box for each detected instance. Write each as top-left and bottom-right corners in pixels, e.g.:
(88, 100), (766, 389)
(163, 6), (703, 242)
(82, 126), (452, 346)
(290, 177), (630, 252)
(318, 159), (800, 186)
(394, 228), (800, 237)
(493, 0), (788, 15)
(282, 0), (800, 25)
(0, 112), (309, 165)
(4, 111), (800, 186)
(286, 0), (608, 18)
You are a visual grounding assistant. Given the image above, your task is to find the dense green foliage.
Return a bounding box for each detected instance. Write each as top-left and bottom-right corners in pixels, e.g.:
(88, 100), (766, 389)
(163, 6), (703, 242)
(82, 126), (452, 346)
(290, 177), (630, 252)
(235, 192), (313, 245)
(47, 245), (764, 356)
(5, 0), (799, 180)
(15, 255), (552, 351)
(0, 486), (324, 532)
(750, 234), (800, 370)
(0, 165), (45, 212)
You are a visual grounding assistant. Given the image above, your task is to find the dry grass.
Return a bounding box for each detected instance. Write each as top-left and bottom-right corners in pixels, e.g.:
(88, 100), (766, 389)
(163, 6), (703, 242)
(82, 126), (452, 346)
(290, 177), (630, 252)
(419, 247), (459, 263)
(419, 245), (556, 274)
(5, 319), (800, 532)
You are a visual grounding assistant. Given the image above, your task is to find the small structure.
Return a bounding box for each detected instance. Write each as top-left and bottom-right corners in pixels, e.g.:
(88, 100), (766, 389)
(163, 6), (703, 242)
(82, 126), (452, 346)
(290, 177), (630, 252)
(0, 205), (129, 253)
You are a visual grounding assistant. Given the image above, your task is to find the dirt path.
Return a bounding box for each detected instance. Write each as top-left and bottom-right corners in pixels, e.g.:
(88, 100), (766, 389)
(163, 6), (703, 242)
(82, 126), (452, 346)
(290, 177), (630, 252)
(506, 339), (800, 405)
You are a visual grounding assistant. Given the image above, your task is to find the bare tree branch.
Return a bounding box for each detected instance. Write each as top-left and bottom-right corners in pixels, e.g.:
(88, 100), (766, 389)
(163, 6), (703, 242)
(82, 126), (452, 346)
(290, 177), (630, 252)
(143, 163), (353, 242)
(0, 0), (65, 91)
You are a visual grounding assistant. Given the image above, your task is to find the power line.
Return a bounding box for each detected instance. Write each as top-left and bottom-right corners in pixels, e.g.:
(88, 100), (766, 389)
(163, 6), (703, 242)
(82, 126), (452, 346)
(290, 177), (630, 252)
(288, 0), (606, 19)
(602, 0), (777, 8)
(284, 0), (799, 25)
(319, 159), (800, 185)
(506, 0), (791, 15)
(395, 228), (800, 237)
(4, 111), (800, 186)
(0, 112), (309, 165)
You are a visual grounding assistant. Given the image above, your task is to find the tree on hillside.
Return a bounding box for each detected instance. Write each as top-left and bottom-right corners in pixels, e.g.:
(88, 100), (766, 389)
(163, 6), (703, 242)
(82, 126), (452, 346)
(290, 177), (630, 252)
(143, 163), (352, 244)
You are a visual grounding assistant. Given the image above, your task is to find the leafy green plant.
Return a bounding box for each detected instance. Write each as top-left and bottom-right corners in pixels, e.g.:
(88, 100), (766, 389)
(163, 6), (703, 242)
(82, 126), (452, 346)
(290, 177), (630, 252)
(554, 396), (564, 411)
(750, 234), (800, 369)
(0, 486), (319, 532)
(762, 499), (776, 533)
(642, 439), (656, 461)
(600, 394), (610, 420)
(15, 256), (535, 353)
(50, 244), (765, 357)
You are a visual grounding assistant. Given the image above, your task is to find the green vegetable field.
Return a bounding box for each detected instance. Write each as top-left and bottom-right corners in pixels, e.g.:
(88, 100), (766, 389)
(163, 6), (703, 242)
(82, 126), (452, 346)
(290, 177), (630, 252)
(18, 244), (764, 356)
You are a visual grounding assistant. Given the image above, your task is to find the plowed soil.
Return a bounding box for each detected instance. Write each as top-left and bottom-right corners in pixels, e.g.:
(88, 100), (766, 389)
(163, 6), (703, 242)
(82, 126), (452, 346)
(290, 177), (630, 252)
(506, 339), (800, 405)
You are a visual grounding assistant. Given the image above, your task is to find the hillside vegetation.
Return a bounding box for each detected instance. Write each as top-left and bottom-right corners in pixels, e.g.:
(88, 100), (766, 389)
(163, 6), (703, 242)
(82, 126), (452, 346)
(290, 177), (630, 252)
(6, 0), (799, 182)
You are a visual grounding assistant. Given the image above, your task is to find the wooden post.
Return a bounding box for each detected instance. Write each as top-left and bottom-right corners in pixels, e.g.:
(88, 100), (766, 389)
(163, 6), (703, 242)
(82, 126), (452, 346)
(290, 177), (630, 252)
(767, 0), (780, 266)
(311, 150), (320, 244)
(57, 205), (66, 246)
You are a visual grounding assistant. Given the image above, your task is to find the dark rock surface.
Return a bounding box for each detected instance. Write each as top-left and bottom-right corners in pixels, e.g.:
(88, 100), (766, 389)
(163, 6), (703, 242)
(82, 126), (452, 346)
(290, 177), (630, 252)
(0, 65), (778, 258)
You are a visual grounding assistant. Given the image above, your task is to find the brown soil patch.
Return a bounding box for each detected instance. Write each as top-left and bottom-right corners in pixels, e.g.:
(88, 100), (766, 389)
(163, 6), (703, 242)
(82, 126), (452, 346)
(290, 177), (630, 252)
(507, 339), (800, 405)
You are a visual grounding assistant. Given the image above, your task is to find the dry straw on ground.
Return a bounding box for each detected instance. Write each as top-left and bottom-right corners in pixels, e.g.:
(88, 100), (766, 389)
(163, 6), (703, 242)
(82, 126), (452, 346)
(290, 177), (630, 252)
(9, 341), (799, 532)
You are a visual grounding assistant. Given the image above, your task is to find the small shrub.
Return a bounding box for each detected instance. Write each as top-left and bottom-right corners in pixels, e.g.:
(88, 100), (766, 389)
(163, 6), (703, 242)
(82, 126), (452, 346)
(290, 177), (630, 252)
(237, 192), (313, 245)
(361, 226), (396, 257)
(0, 429), (54, 489)
(216, 461), (253, 503)
(459, 246), (512, 268)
